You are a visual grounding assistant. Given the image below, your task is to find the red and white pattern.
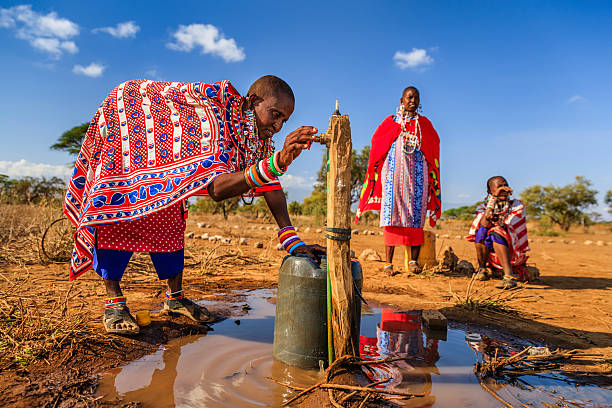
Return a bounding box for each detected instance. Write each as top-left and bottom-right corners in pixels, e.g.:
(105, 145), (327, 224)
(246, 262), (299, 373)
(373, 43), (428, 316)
(466, 199), (530, 268)
(64, 79), (281, 280)
(97, 202), (185, 252)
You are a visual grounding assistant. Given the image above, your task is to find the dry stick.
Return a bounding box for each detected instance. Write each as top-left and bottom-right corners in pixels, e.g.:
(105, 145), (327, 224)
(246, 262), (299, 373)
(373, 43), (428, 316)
(328, 389), (343, 408)
(478, 378), (516, 408)
(338, 378), (391, 404)
(357, 392), (372, 408)
(319, 384), (424, 398)
(279, 379), (327, 407)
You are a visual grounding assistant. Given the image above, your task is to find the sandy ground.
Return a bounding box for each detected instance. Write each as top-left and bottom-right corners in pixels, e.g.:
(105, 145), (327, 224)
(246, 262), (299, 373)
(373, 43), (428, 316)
(0, 212), (610, 406)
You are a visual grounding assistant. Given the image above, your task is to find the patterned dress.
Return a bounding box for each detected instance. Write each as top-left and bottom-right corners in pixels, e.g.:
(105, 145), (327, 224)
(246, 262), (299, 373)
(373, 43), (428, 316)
(379, 123), (429, 246)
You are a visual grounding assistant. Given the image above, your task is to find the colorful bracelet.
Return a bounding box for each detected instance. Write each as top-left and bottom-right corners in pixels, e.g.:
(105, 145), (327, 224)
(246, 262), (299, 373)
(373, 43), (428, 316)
(165, 290), (184, 301)
(105, 296), (126, 307)
(244, 153), (284, 188)
(486, 195), (497, 210)
(278, 226), (306, 254)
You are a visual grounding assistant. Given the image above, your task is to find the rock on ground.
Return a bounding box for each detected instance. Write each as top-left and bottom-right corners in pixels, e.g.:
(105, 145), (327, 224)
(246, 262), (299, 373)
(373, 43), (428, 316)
(584, 240), (593, 245)
(196, 222), (206, 228)
(358, 248), (382, 262)
(456, 260), (475, 276)
(441, 246), (458, 271)
(239, 238), (248, 245)
(255, 241), (264, 249)
(185, 232), (194, 239)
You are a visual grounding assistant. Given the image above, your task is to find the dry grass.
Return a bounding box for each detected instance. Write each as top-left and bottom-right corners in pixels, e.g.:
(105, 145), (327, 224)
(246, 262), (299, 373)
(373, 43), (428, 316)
(0, 273), (116, 371)
(0, 203), (66, 267)
(448, 274), (532, 314)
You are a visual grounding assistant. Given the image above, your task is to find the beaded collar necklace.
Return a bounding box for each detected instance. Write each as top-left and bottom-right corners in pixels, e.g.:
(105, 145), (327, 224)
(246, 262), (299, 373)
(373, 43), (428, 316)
(395, 105), (421, 155)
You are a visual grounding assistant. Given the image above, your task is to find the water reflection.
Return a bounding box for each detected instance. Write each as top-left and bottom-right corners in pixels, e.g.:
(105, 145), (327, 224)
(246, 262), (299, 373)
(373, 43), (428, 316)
(98, 290), (612, 407)
(360, 309), (439, 407)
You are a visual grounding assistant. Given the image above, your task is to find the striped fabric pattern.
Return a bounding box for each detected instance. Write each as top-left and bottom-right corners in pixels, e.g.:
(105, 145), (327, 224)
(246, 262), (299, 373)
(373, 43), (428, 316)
(466, 199), (530, 268)
(64, 79), (281, 280)
(379, 130), (429, 229)
(278, 226), (305, 253)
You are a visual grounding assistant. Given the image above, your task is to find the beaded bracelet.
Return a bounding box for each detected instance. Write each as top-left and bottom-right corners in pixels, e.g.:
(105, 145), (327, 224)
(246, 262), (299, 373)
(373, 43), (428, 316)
(105, 296), (126, 307)
(485, 195), (497, 210)
(278, 226), (306, 254)
(244, 152), (285, 188)
(165, 289), (184, 301)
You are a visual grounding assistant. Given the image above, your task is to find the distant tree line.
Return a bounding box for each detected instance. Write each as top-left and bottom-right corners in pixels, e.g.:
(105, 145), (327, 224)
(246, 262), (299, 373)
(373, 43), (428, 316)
(443, 176), (611, 232)
(0, 175), (66, 204)
(51, 124), (612, 229)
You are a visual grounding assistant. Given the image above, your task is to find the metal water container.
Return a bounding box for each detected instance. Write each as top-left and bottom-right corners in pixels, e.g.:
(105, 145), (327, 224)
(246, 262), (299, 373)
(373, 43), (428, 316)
(273, 255), (363, 369)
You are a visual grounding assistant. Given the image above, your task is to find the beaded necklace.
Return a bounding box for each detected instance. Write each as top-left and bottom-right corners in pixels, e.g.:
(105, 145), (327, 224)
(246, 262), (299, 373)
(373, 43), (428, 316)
(227, 98), (274, 171)
(395, 105), (421, 155)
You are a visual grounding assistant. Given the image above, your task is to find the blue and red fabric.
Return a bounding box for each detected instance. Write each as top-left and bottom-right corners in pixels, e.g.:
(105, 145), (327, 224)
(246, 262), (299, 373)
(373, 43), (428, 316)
(64, 79), (281, 280)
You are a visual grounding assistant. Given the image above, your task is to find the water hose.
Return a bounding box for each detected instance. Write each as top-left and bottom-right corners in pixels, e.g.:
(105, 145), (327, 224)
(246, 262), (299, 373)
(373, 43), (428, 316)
(325, 153), (334, 366)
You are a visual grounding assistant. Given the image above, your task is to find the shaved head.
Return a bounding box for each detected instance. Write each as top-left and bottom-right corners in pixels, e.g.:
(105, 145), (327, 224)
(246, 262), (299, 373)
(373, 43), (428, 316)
(247, 75), (295, 103)
(402, 86), (420, 98)
(487, 176), (508, 194)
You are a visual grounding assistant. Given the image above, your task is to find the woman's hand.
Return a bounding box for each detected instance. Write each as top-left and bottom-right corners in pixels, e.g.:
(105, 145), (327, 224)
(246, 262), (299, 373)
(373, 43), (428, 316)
(277, 126), (318, 170)
(292, 243), (326, 261)
(493, 185), (513, 198)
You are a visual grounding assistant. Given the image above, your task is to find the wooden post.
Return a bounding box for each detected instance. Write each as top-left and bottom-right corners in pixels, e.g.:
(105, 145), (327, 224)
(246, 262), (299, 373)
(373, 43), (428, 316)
(325, 113), (358, 359)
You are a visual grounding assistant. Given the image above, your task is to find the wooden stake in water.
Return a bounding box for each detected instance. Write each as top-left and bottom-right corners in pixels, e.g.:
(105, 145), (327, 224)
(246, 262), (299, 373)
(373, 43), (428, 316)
(325, 107), (358, 360)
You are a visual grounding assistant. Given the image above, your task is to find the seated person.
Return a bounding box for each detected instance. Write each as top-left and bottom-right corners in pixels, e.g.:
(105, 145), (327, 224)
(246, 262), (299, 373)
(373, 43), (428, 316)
(466, 176), (530, 289)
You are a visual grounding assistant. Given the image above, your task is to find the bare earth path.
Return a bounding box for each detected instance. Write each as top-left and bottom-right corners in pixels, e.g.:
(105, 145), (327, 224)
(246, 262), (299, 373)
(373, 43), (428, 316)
(0, 212), (610, 406)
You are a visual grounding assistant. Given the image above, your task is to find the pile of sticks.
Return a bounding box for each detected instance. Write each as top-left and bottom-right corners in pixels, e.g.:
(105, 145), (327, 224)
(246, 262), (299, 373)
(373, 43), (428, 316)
(270, 355), (426, 408)
(474, 346), (578, 379)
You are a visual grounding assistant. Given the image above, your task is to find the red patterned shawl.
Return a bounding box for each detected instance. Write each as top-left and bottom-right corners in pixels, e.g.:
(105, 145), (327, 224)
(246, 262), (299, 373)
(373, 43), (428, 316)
(355, 115), (441, 226)
(64, 79), (280, 280)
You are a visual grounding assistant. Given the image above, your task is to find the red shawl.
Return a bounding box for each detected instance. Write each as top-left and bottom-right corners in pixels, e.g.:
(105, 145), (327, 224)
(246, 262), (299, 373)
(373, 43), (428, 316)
(355, 115), (441, 226)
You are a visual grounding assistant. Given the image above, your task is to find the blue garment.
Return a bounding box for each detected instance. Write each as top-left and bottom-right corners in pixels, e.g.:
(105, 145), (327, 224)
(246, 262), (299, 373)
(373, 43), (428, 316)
(475, 226), (508, 252)
(93, 247), (184, 281)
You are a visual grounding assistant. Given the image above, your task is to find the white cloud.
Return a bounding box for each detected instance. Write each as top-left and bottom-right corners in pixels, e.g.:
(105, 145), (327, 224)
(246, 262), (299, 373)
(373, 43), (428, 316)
(0, 159), (72, 179)
(145, 68), (161, 80)
(0, 4), (79, 58)
(73, 63), (105, 77)
(457, 193), (470, 199)
(167, 24), (245, 62)
(567, 95), (585, 104)
(278, 174), (314, 189)
(93, 21), (140, 38)
(31, 37), (78, 57)
(393, 48), (434, 70)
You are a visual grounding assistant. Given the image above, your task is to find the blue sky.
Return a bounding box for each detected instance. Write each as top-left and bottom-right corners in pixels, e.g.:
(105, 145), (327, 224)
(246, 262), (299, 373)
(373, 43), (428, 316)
(1, 0), (611, 215)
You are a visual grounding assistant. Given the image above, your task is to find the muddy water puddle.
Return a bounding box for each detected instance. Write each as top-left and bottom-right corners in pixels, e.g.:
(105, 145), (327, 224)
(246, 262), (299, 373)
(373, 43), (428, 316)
(98, 289), (612, 407)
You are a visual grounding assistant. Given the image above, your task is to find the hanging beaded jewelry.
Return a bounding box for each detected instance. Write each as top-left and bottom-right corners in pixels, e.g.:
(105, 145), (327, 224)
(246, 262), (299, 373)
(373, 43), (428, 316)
(395, 104), (422, 155)
(237, 99), (274, 171)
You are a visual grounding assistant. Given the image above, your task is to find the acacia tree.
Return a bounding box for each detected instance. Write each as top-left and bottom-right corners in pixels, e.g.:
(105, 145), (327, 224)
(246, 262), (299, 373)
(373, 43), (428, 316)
(301, 146), (370, 217)
(51, 123), (89, 155)
(605, 190), (612, 215)
(520, 176), (598, 231)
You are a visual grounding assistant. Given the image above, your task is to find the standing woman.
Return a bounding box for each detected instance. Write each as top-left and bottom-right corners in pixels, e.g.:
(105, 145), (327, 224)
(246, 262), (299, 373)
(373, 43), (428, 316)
(355, 87), (441, 275)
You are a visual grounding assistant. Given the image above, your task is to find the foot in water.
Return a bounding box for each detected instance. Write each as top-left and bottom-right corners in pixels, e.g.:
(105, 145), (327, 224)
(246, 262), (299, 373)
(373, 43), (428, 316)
(104, 305), (140, 335)
(164, 297), (215, 324)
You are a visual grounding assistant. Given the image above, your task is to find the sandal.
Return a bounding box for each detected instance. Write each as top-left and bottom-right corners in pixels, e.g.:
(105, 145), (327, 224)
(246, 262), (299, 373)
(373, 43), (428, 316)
(104, 305), (140, 335)
(495, 276), (518, 290)
(408, 260), (421, 274)
(383, 264), (397, 277)
(474, 267), (489, 281)
(163, 297), (214, 324)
